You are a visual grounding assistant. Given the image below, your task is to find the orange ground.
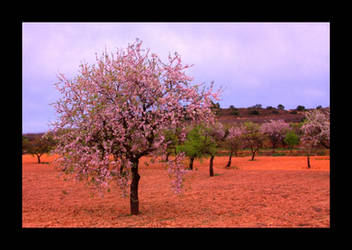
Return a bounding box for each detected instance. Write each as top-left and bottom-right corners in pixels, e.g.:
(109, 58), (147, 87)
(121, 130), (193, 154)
(22, 154), (330, 228)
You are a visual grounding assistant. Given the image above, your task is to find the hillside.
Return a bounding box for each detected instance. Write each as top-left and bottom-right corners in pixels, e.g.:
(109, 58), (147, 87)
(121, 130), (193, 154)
(23, 106), (329, 137)
(215, 107), (308, 126)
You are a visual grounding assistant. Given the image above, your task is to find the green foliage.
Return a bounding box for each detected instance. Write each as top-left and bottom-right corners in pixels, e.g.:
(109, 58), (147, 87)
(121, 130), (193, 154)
(249, 109), (259, 115)
(284, 130), (300, 149)
(277, 104), (285, 110)
(22, 133), (56, 158)
(164, 128), (181, 155)
(296, 105), (305, 111)
(176, 125), (216, 159)
(229, 105), (239, 116)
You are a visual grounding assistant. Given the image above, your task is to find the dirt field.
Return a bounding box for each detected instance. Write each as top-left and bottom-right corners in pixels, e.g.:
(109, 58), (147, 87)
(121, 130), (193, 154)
(22, 154), (330, 228)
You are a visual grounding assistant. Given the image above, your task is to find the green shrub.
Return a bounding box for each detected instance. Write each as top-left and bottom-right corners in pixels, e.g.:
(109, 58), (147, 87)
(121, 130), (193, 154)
(249, 109), (259, 115)
(272, 110), (279, 114)
(296, 105), (305, 111)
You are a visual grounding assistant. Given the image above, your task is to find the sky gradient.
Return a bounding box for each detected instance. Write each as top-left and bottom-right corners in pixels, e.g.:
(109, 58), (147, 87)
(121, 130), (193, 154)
(22, 22), (330, 133)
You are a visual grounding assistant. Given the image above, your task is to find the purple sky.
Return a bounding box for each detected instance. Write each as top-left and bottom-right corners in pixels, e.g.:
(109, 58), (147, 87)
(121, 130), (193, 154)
(22, 22), (330, 133)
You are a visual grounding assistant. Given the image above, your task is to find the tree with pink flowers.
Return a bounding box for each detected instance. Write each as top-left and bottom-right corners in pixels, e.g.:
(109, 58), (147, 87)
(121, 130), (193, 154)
(203, 122), (226, 176)
(224, 125), (245, 168)
(260, 119), (290, 153)
(51, 39), (220, 215)
(243, 122), (265, 161)
(300, 109), (330, 168)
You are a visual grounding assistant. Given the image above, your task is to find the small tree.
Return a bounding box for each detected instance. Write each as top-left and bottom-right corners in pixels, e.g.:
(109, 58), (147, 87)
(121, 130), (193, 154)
(300, 109), (330, 168)
(224, 125), (244, 168)
(243, 122), (264, 161)
(203, 122), (225, 176)
(296, 105), (305, 111)
(284, 130), (300, 154)
(229, 105), (239, 116)
(22, 136), (30, 154)
(24, 134), (56, 163)
(260, 120), (290, 153)
(176, 125), (210, 170)
(277, 104), (285, 110)
(163, 127), (184, 161)
(249, 109), (259, 115)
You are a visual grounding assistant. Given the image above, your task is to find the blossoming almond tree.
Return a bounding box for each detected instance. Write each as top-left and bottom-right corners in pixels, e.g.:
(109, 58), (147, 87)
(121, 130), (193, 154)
(260, 119), (290, 153)
(51, 39), (220, 215)
(300, 109), (330, 168)
(243, 122), (265, 161)
(203, 122), (226, 176)
(224, 125), (245, 168)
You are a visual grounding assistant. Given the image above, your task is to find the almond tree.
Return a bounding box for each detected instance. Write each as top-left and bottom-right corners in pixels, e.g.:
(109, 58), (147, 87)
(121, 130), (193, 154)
(203, 122), (226, 176)
(224, 125), (245, 168)
(243, 122), (264, 161)
(23, 134), (56, 163)
(260, 119), (290, 153)
(51, 39), (220, 215)
(300, 109), (330, 168)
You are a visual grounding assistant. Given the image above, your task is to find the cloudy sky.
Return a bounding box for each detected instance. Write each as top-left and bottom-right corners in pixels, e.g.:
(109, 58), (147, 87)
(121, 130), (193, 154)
(22, 22), (330, 133)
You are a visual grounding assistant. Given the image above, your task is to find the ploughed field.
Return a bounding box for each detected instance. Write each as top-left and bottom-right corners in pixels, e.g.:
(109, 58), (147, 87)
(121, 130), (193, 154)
(22, 154), (330, 228)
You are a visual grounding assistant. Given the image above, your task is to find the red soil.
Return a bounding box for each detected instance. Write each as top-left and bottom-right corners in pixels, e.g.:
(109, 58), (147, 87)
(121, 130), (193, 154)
(22, 154), (330, 228)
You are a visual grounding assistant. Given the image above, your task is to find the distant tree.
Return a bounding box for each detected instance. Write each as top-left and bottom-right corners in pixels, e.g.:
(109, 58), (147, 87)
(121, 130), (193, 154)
(272, 109), (279, 114)
(277, 104), (285, 110)
(176, 125), (209, 170)
(243, 122), (265, 161)
(284, 130), (300, 154)
(251, 104), (262, 109)
(266, 106), (273, 110)
(232, 110), (239, 116)
(316, 105), (322, 109)
(300, 109), (330, 168)
(210, 100), (221, 115)
(249, 109), (259, 115)
(260, 120), (290, 153)
(224, 125), (245, 168)
(229, 106), (239, 116)
(296, 105), (305, 111)
(22, 136), (30, 154)
(163, 127), (184, 162)
(24, 134), (56, 163)
(203, 122), (226, 176)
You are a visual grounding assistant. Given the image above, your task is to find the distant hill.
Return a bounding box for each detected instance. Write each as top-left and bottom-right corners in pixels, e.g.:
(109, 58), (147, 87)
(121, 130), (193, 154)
(22, 106), (329, 136)
(215, 106), (329, 126)
(22, 133), (45, 141)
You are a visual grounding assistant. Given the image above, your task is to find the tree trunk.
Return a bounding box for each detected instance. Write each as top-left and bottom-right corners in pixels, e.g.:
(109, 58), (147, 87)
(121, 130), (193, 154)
(189, 157), (194, 170)
(307, 154), (311, 169)
(272, 143), (276, 154)
(226, 150), (233, 168)
(130, 159), (140, 215)
(165, 152), (170, 162)
(209, 155), (215, 176)
(36, 154), (41, 164)
(251, 151), (255, 161)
